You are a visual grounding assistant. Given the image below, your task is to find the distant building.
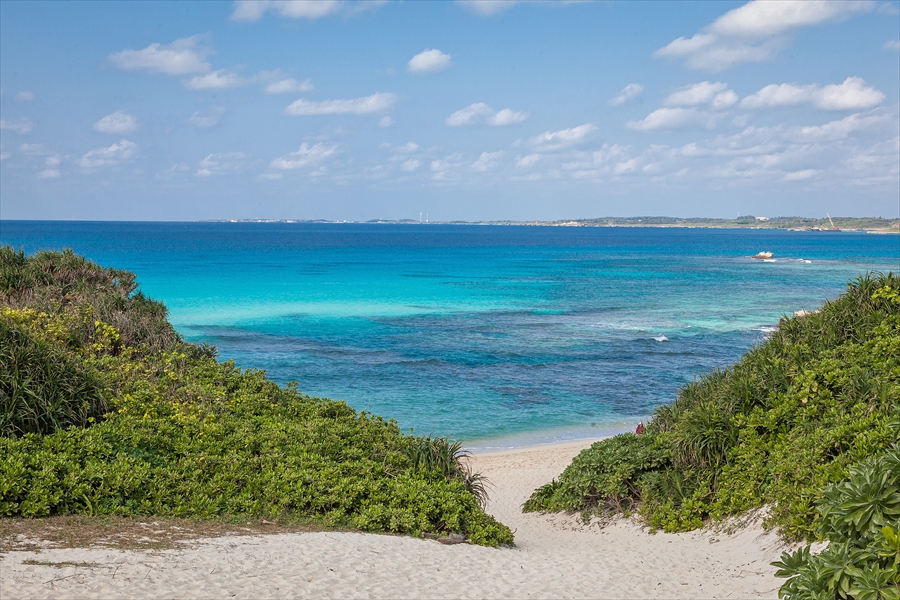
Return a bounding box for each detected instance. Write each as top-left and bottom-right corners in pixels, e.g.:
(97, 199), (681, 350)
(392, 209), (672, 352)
(756, 216), (770, 221)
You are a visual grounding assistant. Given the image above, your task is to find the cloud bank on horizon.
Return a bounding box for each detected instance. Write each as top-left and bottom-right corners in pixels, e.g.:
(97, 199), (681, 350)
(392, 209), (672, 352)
(0, 0), (898, 221)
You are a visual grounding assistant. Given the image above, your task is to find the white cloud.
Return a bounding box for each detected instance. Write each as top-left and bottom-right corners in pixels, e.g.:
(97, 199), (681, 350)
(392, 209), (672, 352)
(78, 139), (138, 168)
(231, 0), (272, 21)
(10, 145), (62, 168)
(472, 151), (503, 171)
(184, 70), (247, 90)
(0, 118), (35, 135)
(259, 173), (282, 180)
(783, 169), (819, 180)
(187, 106), (226, 128)
(792, 112), (889, 142)
(711, 0), (873, 37)
(530, 124), (596, 150)
(400, 159), (421, 172)
(709, 91), (739, 110)
(648, 106), (900, 187)
(446, 103), (493, 126)
(14, 91), (35, 102)
(94, 111), (139, 135)
(109, 36), (211, 75)
(593, 144), (629, 164)
(815, 77), (886, 110)
(265, 78), (313, 94)
(488, 108), (529, 126)
(655, 32), (785, 72)
(195, 152), (251, 177)
(387, 141), (418, 153)
(0, 153), (10, 161)
(741, 77), (884, 111)
(231, 0), (343, 21)
(270, 143), (338, 169)
(515, 154), (540, 168)
(285, 93), (396, 116)
(456, 0), (518, 15)
(608, 83), (644, 107)
(663, 81), (738, 109)
(655, 1), (875, 71)
(885, 40), (900, 50)
(164, 163), (192, 175)
(38, 169), (60, 179)
(627, 108), (720, 131)
(408, 49), (452, 74)
(18, 143), (46, 155)
(379, 116), (395, 128)
(740, 83), (814, 109)
(430, 153), (464, 180)
(446, 103), (528, 126)
(613, 157), (641, 175)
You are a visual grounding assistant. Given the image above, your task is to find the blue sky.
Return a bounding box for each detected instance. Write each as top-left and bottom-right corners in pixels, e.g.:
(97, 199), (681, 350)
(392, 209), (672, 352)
(1, 0), (898, 221)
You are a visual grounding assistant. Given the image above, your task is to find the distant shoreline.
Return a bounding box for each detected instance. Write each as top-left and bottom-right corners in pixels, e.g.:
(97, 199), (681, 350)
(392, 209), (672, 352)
(200, 216), (900, 233)
(3, 218), (898, 233)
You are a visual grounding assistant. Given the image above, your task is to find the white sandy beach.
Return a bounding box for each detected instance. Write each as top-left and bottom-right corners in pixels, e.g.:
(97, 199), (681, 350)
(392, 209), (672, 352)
(1, 439), (789, 599)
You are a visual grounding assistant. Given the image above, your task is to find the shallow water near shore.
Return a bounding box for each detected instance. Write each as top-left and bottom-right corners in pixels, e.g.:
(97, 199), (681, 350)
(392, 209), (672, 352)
(3, 221), (898, 445)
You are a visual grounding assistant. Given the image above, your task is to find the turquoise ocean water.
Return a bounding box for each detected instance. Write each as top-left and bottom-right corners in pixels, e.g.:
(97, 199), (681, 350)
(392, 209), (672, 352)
(2, 221), (898, 449)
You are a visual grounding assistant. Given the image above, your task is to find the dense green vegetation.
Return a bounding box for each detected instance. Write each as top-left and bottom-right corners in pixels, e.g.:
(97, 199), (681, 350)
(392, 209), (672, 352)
(773, 447), (899, 599)
(0, 247), (513, 546)
(525, 272), (900, 543)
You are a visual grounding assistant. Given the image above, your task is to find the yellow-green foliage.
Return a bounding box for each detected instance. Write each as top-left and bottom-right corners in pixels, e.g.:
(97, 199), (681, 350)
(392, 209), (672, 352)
(525, 273), (900, 541)
(0, 247), (513, 546)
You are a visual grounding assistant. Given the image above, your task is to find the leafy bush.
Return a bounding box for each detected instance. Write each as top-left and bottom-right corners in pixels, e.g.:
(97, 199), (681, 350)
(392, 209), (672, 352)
(0, 248), (513, 547)
(523, 433), (667, 517)
(525, 273), (900, 540)
(773, 447), (900, 599)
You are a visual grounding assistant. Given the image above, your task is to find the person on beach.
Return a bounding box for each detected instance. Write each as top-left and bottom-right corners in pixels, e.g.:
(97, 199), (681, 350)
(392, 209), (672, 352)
(635, 422), (644, 435)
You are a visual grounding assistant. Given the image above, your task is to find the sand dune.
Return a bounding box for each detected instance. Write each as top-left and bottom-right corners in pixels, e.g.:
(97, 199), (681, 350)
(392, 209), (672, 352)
(1, 439), (788, 599)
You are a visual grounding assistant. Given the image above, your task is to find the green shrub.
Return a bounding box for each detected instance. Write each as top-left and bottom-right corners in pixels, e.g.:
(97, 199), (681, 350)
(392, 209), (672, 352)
(0, 318), (107, 437)
(525, 273), (900, 540)
(405, 435), (489, 508)
(0, 246), (179, 353)
(772, 446), (900, 599)
(523, 433), (667, 517)
(0, 247), (513, 547)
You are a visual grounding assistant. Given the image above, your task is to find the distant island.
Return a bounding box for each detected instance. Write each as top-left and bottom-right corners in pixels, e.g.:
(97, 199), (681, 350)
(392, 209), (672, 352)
(206, 216), (900, 232)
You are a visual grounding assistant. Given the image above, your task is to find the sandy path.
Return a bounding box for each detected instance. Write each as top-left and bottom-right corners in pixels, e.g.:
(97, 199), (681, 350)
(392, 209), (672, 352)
(1, 439), (787, 599)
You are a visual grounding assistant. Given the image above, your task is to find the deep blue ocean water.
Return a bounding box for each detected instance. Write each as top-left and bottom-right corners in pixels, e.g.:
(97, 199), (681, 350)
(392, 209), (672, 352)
(2, 221), (898, 449)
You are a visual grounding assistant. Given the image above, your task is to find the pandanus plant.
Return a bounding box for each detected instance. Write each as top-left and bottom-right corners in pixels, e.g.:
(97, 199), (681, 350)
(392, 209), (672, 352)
(405, 435), (489, 508)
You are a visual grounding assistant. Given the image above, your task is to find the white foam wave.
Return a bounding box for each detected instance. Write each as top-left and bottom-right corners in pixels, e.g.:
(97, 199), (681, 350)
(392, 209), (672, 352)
(654, 335), (669, 342)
